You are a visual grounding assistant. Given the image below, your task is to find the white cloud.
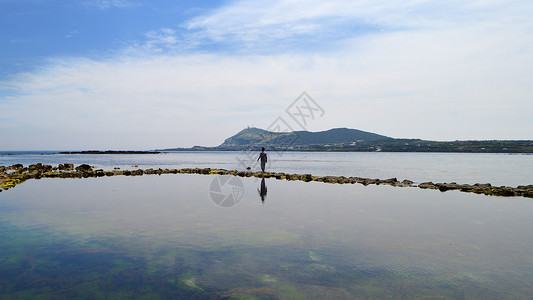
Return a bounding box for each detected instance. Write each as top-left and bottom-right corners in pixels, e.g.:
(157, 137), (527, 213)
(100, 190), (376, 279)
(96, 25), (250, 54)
(184, 0), (489, 45)
(1, 0), (533, 150)
(143, 28), (178, 51)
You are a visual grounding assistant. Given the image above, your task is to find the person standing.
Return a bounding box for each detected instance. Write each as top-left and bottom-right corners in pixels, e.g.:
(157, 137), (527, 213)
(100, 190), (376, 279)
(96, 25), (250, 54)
(257, 147), (268, 172)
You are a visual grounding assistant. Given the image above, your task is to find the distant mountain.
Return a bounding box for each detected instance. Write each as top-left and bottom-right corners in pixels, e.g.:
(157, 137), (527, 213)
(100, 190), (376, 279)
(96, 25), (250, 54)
(158, 127), (533, 153)
(221, 127), (392, 147)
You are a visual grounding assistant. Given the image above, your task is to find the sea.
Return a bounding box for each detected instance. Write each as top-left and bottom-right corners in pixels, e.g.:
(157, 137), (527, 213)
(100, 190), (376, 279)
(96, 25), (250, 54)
(1, 151), (533, 298)
(1, 151), (532, 186)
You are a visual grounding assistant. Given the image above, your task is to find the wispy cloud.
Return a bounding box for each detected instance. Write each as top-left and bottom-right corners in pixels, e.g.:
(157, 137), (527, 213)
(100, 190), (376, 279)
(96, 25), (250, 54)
(83, 0), (135, 10)
(134, 0), (532, 55)
(142, 28), (180, 52)
(65, 30), (79, 39)
(182, 0), (463, 49)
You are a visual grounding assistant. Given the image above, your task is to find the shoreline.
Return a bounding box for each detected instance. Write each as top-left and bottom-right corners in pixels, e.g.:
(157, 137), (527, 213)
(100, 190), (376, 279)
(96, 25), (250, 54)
(1, 163), (532, 198)
(58, 150), (161, 154)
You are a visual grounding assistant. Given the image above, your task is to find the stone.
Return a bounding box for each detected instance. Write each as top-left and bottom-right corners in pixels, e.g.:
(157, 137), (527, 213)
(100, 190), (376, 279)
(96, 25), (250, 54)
(418, 182), (436, 189)
(58, 163), (74, 171)
(302, 174), (313, 182)
(401, 179), (414, 186)
(75, 164), (92, 172)
(474, 183), (492, 188)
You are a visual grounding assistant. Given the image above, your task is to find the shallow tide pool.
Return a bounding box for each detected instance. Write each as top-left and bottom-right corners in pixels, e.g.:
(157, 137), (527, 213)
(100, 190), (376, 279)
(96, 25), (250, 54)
(1, 174), (533, 299)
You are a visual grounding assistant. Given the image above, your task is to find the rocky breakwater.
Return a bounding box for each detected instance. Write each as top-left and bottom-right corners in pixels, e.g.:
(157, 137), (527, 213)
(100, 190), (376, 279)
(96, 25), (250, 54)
(1, 164), (533, 198)
(417, 181), (533, 198)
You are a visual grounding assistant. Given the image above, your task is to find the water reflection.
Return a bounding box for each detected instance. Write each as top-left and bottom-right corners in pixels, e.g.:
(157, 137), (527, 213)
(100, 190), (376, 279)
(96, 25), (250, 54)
(258, 178), (267, 203)
(1, 174), (533, 299)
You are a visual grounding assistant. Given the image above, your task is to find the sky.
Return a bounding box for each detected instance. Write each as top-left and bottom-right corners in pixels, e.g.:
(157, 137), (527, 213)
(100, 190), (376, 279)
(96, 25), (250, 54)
(1, 0), (532, 150)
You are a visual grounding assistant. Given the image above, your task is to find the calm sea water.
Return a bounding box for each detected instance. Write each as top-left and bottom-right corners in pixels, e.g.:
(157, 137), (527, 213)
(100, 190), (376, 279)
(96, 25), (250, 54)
(1, 174), (533, 299)
(1, 151), (532, 186)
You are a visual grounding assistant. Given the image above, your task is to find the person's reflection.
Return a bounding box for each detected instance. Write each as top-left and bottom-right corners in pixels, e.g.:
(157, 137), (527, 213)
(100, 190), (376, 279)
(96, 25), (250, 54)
(258, 178), (267, 203)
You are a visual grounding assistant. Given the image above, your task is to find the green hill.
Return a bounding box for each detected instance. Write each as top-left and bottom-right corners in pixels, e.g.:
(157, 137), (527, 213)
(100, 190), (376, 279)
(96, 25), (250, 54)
(159, 127), (533, 153)
(221, 127), (392, 147)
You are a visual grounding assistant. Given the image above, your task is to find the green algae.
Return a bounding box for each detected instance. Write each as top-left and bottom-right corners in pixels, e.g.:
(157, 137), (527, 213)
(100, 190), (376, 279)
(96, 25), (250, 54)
(258, 274), (277, 284)
(278, 283), (306, 300)
(180, 276), (202, 290)
(305, 263), (335, 272)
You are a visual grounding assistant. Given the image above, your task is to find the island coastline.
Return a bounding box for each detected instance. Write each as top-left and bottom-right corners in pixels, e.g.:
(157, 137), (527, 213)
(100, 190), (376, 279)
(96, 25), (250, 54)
(59, 150), (161, 155)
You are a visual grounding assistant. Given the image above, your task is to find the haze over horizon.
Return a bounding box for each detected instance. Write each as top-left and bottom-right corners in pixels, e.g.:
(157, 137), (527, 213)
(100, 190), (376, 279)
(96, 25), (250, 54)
(1, 0), (532, 150)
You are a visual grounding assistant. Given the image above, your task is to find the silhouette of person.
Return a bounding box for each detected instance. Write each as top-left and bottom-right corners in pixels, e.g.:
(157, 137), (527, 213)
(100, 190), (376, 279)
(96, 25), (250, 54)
(258, 178), (267, 203)
(257, 147), (267, 172)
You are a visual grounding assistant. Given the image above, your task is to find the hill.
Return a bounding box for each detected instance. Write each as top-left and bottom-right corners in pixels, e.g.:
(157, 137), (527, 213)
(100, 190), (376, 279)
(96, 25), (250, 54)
(159, 127), (533, 153)
(221, 127), (392, 147)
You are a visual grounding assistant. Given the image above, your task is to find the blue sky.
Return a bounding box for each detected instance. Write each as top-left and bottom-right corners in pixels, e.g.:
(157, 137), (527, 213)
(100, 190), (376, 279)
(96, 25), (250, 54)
(1, 0), (533, 150)
(0, 0), (227, 78)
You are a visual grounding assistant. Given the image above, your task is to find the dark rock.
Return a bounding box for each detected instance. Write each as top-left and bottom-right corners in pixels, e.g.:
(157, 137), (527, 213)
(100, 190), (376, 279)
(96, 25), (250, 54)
(437, 184), (450, 192)
(348, 177), (365, 184)
(418, 182), (436, 189)
(302, 174), (313, 182)
(336, 177), (349, 184)
(474, 183), (492, 188)
(286, 174), (298, 181)
(434, 183), (461, 192)
(459, 185), (474, 192)
(493, 187), (515, 197)
(322, 176), (336, 183)
(75, 164), (92, 172)
(29, 163), (43, 170)
(401, 179), (414, 186)
(59, 172), (71, 178)
(28, 163), (52, 171)
(58, 163), (74, 171)
(517, 185), (533, 190)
